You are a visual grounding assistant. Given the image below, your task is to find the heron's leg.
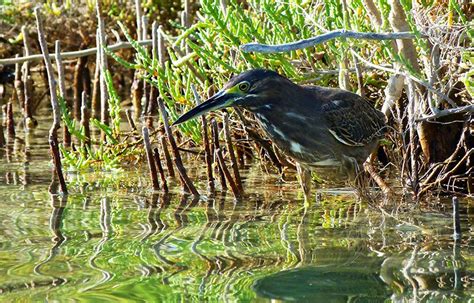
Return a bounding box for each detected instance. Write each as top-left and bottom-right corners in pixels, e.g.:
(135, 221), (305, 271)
(296, 162), (312, 204)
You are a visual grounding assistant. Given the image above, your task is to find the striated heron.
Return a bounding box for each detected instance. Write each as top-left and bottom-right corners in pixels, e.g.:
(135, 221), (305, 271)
(173, 69), (387, 198)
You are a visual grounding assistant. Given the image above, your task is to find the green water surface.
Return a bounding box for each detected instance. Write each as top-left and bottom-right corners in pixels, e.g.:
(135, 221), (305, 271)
(0, 116), (472, 302)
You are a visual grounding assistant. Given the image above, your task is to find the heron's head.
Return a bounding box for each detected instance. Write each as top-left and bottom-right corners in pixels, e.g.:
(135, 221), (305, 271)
(173, 69), (292, 125)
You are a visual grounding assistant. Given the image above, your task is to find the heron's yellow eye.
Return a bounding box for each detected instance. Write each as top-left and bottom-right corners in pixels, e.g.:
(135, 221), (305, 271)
(238, 81), (250, 92)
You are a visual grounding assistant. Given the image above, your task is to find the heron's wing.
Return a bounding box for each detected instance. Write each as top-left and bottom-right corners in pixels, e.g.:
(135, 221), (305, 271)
(319, 92), (387, 147)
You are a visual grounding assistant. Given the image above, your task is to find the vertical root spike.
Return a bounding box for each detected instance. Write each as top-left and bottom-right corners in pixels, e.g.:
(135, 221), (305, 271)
(143, 126), (160, 190)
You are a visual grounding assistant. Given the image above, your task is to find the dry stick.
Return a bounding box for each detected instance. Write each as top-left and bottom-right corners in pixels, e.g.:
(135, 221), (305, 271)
(223, 112), (243, 192)
(241, 30), (420, 53)
(350, 50), (457, 108)
(158, 98), (199, 196)
(407, 80), (419, 195)
(215, 148), (241, 199)
(158, 26), (165, 68)
(160, 133), (175, 177)
(135, 0), (143, 41)
(351, 49), (365, 98)
(155, 27), (174, 178)
(73, 55), (87, 121)
(55, 41), (71, 147)
(91, 35), (101, 120)
(141, 15), (150, 118)
(21, 26), (34, 126)
(35, 8), (67, 194)
(191, 85), (214, 192)
(14, 58), (25, 115)
(235, 131), (245, 167)
(126, 108), (138, 133)
(0, 39), (154, 66)
(130, 0), (144, 122)
(6, 102), (15, 138)
(181, 0), (191, 54)
(183, 0), (191, 28)
(153, 147), (168, 193)
(96, 2), (109, 141)
(211, 119), (227, 190)
(420, 122), (469, 192)
(131, 75), (143, 122)
(415, 105), (474, 122)
(146, 21), (159, 129)
(151, 22), (158, 67)
(146, 86), (157, 129)
(143, 126), (160, 191)
(80, 91), (91, 148)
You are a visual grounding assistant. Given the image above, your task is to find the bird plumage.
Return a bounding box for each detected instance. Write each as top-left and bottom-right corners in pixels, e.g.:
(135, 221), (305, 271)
(224, 70), (387, 170)
(174, 68), (386, 173)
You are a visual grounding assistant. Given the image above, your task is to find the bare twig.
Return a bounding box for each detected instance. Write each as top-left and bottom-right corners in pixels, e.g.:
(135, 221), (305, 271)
(91, 34), (101, 120)
(73, 55), (88, 121)
(211, 118), (227, 189)
(415, 105), (474, 122)
(223, 112), (243, 192)
(13, 58), (25, 117)
(135, 0), (143, 41)
(0, 39), (156, 66)
(146, 22), (159, 128)
(6, 102), (15, 138)
(20, 26), (34, 125)
(350, 50), (457, 107)
(35, 7), (67, 194)
(216, 148), (241, 199)
(125, 108), (137, 133)
(55, 41), (71, 146)
(54, 41), (67, 105)
(153, 147), (168, 193)
(191, 84), (214, 192)
(80, 91), (91, 148)
(158, 98), (199, 196)
(96, 2), (109, 141)
(241, 30), (420, 53)
(143, 126), (160, 190)
(160, 133), (175, 178)
(407, 80), (419, 195)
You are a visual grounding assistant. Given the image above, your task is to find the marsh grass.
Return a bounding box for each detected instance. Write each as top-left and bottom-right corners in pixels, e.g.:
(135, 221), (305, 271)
(3, 0), (471, 194)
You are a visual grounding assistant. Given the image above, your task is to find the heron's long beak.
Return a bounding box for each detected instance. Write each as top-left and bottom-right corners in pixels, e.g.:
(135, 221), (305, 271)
(173, 90), (236, 125)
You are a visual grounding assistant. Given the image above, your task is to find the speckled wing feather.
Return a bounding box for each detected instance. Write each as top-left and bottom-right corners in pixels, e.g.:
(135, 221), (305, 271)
(310, 88), (386, 147)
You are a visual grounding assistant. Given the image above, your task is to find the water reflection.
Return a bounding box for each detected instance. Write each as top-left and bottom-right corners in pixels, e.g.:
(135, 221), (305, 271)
(0, 164), (472, 300)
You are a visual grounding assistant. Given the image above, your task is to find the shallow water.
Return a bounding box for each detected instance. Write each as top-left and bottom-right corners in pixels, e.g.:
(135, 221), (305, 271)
(0, 115), (473, 302)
